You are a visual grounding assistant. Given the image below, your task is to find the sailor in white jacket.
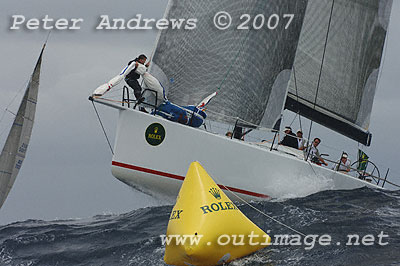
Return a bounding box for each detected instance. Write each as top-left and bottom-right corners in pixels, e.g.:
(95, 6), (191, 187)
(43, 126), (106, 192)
(93, 59), (165, 107)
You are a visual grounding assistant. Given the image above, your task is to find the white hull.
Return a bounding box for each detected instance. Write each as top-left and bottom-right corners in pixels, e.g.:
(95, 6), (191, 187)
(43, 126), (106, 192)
(100, 100), (381, 201)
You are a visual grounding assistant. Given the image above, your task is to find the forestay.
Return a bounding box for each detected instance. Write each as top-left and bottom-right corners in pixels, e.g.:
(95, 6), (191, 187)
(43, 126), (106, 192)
(286, 0), (393, 146)
(150, 0), (308, 129)
(0, 45), (44, 208)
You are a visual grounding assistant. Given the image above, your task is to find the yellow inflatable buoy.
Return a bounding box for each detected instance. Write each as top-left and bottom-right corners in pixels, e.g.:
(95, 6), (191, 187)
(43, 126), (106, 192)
(164, 162), (270, 266)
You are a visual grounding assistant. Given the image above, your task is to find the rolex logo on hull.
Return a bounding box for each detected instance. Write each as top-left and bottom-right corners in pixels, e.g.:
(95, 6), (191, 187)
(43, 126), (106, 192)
(145, 123), (165, 146)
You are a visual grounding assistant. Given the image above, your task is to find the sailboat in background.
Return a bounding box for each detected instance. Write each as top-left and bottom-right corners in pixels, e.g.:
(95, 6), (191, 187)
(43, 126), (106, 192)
(91, 0), (397, 200)
(0, 44), (45, 209)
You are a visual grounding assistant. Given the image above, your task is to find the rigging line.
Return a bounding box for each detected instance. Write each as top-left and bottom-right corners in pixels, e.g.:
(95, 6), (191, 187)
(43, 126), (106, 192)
(0, 79), (30, 126)
(6, 110), (17, 116)
(44, 30), (52, 45)
(91, 101), (114, 155)
(215, 181), (307, 237)
(297, 114), (303, 135)
(292, 65), (303, 132)
(306, 160), (321, 180)
(289, 112), (298, 127)
(312, 0), (335, 110)
(97, 98), (130, 104)
(292, 65), (300, 104)
(306, 0), (335, 160)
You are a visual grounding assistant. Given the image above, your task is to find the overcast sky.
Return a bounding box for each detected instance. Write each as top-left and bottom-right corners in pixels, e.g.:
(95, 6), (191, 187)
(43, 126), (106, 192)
(1, 0), (399, 225)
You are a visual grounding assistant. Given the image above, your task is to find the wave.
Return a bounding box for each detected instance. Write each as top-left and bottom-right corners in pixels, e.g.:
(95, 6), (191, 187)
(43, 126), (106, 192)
(1, 188), (400, 265)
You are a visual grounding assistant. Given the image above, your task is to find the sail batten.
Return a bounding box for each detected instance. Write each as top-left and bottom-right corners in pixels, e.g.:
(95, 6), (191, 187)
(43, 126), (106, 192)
(0, 44), (44, 208)
(286, 0), (393, 146)
(150, 0), (308, 128)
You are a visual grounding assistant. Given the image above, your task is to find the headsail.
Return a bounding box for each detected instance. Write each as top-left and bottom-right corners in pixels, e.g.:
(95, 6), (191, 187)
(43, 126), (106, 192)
(0, 44), (45, 209)
(150, 0), (308, 129)
(286, 0), (393, 146)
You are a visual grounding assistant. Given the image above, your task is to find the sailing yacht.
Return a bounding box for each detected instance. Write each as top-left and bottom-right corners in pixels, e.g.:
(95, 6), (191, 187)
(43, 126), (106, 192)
(0, 45), (45, 209)
(91, 0), (395, 200)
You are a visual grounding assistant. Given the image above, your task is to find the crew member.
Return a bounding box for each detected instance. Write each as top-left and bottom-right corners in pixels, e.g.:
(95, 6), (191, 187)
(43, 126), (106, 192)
(279, 126), (298, 149)
(125, 54), (150, 103)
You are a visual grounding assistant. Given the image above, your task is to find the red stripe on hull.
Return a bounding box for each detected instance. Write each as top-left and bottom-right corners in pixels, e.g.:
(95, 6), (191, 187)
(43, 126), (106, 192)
(112, 161), (270, 199)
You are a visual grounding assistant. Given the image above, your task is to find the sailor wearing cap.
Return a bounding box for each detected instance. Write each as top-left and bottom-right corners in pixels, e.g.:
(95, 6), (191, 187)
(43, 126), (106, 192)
(333, 152), (351, 173)
(279, 126), (298, 149)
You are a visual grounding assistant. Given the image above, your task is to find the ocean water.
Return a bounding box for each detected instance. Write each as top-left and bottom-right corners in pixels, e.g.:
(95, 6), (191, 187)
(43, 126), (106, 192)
(1, 188), (400, 266)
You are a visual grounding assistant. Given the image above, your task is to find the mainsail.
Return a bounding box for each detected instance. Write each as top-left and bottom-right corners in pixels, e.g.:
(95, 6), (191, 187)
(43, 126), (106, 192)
(151, 0), (308, 128)
(0, 44), (44, 208)
(286, 0), (393, 146)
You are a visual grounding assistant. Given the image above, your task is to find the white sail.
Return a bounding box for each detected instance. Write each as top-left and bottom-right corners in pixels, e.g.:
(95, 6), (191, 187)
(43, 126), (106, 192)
(0, 44), (44, 209)
(286, 0), (393, 146)
(150, 0), (308, 129)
